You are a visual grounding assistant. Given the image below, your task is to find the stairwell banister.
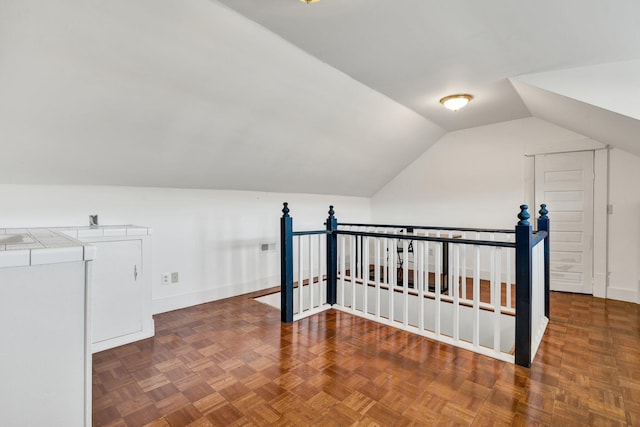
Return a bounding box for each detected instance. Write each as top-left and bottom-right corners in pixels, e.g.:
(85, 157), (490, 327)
(280, 204), (337, 323)
(279, 202), (550, 367)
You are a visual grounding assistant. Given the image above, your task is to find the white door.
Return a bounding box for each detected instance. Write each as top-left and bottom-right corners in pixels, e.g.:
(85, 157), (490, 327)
(91, 239), (143, 343)
(535, 151), (594, 294)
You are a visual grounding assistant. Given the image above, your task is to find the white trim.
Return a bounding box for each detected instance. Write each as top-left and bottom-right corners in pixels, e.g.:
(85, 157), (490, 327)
(593, 149), (608, 298)
(84, 261), (93, 427)
(606, 286), (638, 304)
(531, 316), (549, 363)
(332, 306), (515, 364)
(524, 144), (608, 157)
(92, 329), (155, 353)
(152, 275), (279, 314)
(294, 304), (332, 321)
(529, 148), (608, 298)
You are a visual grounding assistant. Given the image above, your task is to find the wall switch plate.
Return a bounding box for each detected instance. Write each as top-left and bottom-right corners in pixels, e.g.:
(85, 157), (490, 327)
(161, 273), (171, 286)
(607, 204), (613, 214)
(171, 272), (179, 283)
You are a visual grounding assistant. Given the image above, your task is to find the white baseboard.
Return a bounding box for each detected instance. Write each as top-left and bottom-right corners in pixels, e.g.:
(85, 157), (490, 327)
(92, 328), (155, 353)
(593, 273), (607, 299)
(606, 286), (638, 304)
(152, 275), (280, 314)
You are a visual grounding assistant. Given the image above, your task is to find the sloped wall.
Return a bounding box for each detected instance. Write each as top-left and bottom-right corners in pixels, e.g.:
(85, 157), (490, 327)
(371, 118), (599, 228)
(0, 0), (442, 197)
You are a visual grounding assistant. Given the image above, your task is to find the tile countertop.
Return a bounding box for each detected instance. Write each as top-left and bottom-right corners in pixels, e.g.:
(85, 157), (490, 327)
(0, 225), (151, 269)
(55, 225), (152, 239)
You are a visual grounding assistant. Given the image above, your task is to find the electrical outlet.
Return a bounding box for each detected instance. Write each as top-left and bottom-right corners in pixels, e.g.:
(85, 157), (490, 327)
(161, 273), (171, 286)
(171, 272), (179, 284)
(429, 248), (434, 256)
(260, 242), (276, 252)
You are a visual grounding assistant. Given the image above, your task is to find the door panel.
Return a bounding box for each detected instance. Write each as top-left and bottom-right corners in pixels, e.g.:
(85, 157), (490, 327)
(91, 240), (143, 343)
(535, 151), (594, 293)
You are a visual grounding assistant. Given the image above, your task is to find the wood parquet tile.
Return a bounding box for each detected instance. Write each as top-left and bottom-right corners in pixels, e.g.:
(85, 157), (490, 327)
(93, 289), (640, 426)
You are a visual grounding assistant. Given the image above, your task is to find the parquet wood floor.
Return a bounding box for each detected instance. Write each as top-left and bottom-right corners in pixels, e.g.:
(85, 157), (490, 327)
(93, 290), (640, 426)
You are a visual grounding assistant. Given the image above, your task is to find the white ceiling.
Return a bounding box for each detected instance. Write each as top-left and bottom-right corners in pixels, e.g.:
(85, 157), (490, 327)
(0, 0), (639, 196)
(215, 0), (640, 131)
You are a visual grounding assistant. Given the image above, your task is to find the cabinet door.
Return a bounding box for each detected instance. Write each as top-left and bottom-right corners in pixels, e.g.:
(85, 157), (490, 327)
(91, 239), (143, 344)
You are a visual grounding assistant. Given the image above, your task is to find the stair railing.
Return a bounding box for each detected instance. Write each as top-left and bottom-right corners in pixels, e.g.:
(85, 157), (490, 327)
(280, 203), (549, 367)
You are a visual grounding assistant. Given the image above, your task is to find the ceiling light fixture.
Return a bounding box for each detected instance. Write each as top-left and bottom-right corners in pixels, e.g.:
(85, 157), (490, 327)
(439, 94), (473, 111)
(300, 0), (320, 3)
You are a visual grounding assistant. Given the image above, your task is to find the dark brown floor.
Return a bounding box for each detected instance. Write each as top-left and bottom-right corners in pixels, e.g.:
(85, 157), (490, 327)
(93, 290), (640, 426)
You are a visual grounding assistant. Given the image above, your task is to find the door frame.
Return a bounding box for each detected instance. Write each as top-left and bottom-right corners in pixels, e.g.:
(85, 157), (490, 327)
(525, 148), (609, 298)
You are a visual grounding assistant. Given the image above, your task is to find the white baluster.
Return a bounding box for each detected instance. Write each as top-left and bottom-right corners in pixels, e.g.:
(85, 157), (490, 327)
(506, 238), (512, 309)
(461, 232), (467, 300)
(493, 247), (502, 354)
(418, 240), (425, 331)
(350, 235), (356, 312)
(450, 231), (455, 297)
(424, 239), (429, 295)
(298, 236), (304, 314)
(318, 236), (327, 306)
(340, 235), (346, 307)
(309, 234), (314, 310)
(453, 244), (460, 341)
(382, 238), (388, 288)
(389, 238), (395, 324)
(402, 238), (408, 327)
(435, 241), (441, 336)
(363, 235), (369, 315)
(473, 244), (480, 347)
(374, 237), (380, 318)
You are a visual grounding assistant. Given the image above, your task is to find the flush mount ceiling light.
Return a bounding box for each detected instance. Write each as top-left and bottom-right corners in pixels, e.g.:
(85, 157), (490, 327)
(300, 0), (320, 3)
(439, 94), (473, 111)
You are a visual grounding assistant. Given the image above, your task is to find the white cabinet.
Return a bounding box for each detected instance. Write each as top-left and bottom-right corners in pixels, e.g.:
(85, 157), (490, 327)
(1, 263), (91, 427)
(59, 226), (154, 353)
(0, 230), (93, 427)
(91, 239), (144, 344)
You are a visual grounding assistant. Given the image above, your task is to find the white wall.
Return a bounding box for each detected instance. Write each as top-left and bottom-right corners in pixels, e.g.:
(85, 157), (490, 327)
(371, 117), (639, 303)
(372, 117), (601, 228)
(0, 185), (370, 313)
(608, 149), (640, 303)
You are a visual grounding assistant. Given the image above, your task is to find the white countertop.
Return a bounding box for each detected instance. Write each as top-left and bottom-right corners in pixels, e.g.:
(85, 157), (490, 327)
(0, 225), (151, 269)
(55, 225), (152, 239)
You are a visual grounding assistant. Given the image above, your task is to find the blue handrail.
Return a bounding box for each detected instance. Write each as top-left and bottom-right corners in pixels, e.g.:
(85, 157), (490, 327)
(339, 222), (514, 234)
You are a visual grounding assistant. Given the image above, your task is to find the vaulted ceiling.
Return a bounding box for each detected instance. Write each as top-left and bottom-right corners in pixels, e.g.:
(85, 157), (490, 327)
(217, 0), (640, 132)
(0, 0), (638, 196)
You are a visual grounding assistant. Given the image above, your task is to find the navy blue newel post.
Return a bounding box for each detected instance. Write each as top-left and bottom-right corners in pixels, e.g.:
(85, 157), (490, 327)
(326, 206), (338, 305)
(537, 204), (550, 318)
(515, 205), (533, 368)
(280, 203), (294, 323)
